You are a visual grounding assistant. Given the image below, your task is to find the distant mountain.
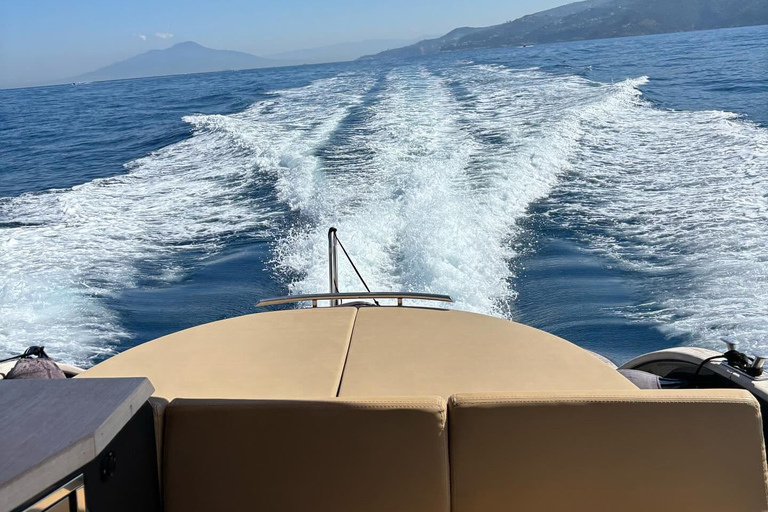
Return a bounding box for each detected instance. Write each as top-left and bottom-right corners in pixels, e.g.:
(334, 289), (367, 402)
(74, 42), (283, 83)
(361, 0), (768, 59)
(360, 27), (488, 59)
(267, 38), (430, 64)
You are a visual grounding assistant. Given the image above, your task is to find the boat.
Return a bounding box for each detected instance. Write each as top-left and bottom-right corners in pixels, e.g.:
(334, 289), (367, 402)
(1, 228), (767, 511)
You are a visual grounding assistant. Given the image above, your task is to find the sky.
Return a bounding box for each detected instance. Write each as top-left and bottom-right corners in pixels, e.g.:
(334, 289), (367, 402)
(0, 0), (571, 88)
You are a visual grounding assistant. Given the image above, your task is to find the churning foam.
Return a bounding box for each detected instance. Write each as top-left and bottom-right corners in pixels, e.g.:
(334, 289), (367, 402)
(274, 66), (647, 316)
(542, 77), (768, 352)
(2, 63), (766, 363)
(274, 64), (768, 351)
(0, 75), (372, 365)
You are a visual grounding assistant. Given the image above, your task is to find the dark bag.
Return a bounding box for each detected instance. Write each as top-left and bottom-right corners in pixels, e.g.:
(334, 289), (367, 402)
(4, 347), (66, 380)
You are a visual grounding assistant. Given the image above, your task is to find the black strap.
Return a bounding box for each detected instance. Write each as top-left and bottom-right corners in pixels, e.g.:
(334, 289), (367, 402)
(0, 346), (48, 363)
(335, 235), (380, 306)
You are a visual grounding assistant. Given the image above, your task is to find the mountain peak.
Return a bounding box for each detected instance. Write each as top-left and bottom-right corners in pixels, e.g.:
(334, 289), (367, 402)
(74, 42), (279, 83)
(169, 41), (205, 50)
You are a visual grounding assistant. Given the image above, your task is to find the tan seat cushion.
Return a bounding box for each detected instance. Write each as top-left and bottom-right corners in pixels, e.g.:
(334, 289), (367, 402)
(79, 308), (357, 400)
(339, 308), (635, 398)
(449, 390), (768, 512)
(163, 397), (450, 512)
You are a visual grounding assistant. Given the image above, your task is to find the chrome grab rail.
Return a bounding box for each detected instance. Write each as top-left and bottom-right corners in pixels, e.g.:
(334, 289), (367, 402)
(260, 228), (453, 309)
(256, 292), (453, 308)
(328, 228), (339, 306)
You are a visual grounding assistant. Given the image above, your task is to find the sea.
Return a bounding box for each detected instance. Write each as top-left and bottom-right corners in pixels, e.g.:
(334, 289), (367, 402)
(1, 25), (766, 367)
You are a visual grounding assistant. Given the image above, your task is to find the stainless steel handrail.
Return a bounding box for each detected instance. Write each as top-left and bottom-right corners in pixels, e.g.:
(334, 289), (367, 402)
(256, 292), (453, 308)
(328, 228), (339, 306)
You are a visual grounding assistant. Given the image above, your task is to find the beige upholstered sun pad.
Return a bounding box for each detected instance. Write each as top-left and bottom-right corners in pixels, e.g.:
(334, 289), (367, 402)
(338, 308), (635, 398)
(449, 390), (768, 512)
(79, 308), (357, 400)
(162, 397), (450, 512)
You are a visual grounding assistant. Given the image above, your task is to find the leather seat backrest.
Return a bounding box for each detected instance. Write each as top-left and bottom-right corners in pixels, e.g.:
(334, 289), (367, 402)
(448, 389), (768, 512)
(163, 396), (450, 512)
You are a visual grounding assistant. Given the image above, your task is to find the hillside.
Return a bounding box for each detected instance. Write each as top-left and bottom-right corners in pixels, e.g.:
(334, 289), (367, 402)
(267, 38), (425, 64)
(361, 0), (768, 59)
(74, 42), (282, 83)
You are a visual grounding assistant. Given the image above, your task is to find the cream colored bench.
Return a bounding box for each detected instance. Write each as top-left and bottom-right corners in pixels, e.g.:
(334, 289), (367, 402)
(162, 397), (450, 512)
(449, 390), (768, 512)
(157, 390), (768, 512)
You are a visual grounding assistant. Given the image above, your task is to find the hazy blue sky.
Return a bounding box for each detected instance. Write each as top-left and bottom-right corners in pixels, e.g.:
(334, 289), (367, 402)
(0, 0), (570, 87)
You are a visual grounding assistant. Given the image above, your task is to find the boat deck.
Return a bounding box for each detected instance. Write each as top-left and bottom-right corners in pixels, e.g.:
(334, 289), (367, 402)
(80, 306), (635, 399)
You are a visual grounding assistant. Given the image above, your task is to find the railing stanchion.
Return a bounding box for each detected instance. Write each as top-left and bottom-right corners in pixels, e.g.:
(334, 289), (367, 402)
(328, 227), (339, 306)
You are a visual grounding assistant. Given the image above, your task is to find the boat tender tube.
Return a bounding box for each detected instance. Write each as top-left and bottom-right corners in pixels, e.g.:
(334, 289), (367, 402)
(617, 369), (686, 389)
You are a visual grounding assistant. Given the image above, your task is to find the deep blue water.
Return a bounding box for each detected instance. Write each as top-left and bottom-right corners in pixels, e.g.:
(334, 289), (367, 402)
(1, 25), (766, 365)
